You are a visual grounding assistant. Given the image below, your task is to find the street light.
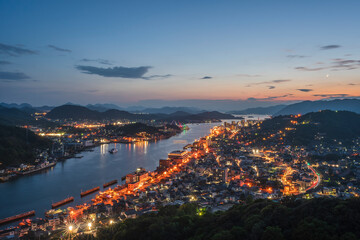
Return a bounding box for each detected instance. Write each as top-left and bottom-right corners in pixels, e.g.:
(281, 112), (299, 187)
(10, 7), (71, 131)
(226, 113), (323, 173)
(87, 222), (92, 230)
(68, 225), (73, 232)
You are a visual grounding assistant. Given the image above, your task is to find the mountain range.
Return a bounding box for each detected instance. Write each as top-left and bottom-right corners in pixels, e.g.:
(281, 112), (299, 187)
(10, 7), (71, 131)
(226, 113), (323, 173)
(45, 105), (237, 123)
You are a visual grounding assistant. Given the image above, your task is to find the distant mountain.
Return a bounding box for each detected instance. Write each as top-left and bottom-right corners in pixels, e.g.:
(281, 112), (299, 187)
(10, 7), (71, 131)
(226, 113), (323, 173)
(46, 105), (237, 123)
(274, 99), (360, 116)
(86, 103), (123, 112)
(0, 124), (51, 167)
(0, 102), (33, 109)
(140, 107), (205, 114)
(46, 105), (104, 120)
(162, 111), (239, 123)
(0, 106), (55, 127)
(228, 104), (287, 115)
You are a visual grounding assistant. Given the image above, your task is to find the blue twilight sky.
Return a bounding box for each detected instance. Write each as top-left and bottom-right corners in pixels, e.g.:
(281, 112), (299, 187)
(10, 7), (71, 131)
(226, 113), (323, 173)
(0, 0), (359, 108)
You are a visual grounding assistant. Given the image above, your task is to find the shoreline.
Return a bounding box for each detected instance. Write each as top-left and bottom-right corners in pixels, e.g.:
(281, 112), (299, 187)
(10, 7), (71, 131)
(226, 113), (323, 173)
(0, 127), (186, 183)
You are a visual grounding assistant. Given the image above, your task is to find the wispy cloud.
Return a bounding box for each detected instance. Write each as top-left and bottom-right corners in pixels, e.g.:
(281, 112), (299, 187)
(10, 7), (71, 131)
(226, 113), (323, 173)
(201, 76), (212, 79)
(320, 45), (341, 50)
(0, 71), (30, 81)
(287, 55), (307, 59)
(247, 79), (291, 87)
(313, 94), (348, 98)
(237, 74), (262, 78)
(247, 94), (293, 101)
(268, 86), (275, 89)
(142, 74), (172, 80)
(0, 43), (37, 56)
(295, 66), (326, 71)
(297, 89), (313, 92)
(48, 45), (71, 53)
(81, 58), (112, 65)
(295, 58), (360, 72)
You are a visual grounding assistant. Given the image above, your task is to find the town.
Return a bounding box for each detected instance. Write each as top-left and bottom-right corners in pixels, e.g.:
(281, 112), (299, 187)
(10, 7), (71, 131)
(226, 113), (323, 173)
(2, 111), (359, 239)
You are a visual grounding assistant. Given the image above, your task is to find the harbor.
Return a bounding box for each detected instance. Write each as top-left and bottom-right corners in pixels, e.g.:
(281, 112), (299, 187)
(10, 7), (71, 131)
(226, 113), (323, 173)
(0, 123), (219, 225)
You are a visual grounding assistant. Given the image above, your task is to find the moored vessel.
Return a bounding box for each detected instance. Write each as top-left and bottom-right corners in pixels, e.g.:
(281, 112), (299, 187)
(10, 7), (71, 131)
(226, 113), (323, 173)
(51, 197), (74, 209)
(0, 211), (35, 225)
(80, 186), (100, 197)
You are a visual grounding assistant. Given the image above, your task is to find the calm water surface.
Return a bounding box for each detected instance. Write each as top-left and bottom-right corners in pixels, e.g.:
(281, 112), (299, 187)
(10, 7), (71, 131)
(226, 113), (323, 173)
(0, 123), (219, 221)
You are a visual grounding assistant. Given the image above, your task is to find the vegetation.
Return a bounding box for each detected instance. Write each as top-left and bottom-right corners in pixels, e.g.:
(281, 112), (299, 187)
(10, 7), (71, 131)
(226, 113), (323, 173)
(0, 124), (51, 167)
(256, 110), (360, 146)
(90, 198), (360, 240)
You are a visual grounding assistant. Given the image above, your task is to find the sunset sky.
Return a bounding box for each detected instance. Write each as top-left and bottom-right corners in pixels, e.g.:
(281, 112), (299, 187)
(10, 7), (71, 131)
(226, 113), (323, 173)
(0, 0), (359, 108)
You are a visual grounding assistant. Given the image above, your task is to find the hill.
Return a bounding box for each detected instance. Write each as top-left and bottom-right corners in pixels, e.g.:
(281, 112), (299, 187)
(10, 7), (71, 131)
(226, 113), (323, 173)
(228, 104), (287, 115)
(0, 106), (55, 127)
(94, 198), (360, 240)
(46, 105), (237, 123)
(257, 110), (360, 146)
(274, 99), (360, 116)
(0, 124), (51, 167)
(141, 106), (204, 114)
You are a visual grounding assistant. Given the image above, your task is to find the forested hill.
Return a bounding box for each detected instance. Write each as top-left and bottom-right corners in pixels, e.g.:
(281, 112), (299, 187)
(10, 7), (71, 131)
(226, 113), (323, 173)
(0, 124), (51, 168)
(45, 105), (237, 122)
(257, 110), (360, 146)
(92, 198), (360, 240)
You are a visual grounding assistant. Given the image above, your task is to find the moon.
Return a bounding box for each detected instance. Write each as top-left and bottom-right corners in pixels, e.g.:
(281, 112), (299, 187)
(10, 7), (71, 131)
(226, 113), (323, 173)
(326, 74), (330, 78)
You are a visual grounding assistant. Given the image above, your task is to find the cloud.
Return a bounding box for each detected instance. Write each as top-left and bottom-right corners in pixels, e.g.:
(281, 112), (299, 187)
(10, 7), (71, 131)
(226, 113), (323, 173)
(237, 74), (262, 77)
(296, 58), (360, 72)
(348, 83), (357, 86)
(0, 43), (37, 56)
(295, 66), (325, 71)
(330, 58), (360, 71)
(320, 45), (341, 50)
(297, 89), (313, 92)
(287, 55), (307, 59)
(142, 74), (172, 80)
(313, 94), (349, 98)
(48, 45), (71, 53)
(247, 79), (291, 87)
(247, 94), (293, 101)
(0, 60), (11, 65)
(268, 86), (275, 89)
(201, 76), (212, 79)
(81, 58), (112, 65)
(75, 65), (154, 79)
(0, 71), (30, 81)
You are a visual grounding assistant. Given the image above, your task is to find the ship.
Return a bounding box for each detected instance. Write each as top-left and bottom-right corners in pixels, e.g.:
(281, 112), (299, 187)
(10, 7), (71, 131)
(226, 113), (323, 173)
(103, 179), (118, 188)
(0, 211), (35, 225)
(109, 148), (118, 154)
(51, 197), (74, 209)
(80, 186), (100, 197)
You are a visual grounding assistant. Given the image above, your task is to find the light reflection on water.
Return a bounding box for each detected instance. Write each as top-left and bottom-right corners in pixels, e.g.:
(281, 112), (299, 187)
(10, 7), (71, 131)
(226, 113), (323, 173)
(0, 122), (219, 221)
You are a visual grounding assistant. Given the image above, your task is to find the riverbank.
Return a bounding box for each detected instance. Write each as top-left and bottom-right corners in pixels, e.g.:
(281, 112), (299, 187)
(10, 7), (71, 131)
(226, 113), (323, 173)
(0, 123), (219, 223)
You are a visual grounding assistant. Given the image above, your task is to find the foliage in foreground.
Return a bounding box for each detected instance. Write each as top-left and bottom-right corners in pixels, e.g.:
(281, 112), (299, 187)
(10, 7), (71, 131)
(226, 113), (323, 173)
(91, 198), (360, 240)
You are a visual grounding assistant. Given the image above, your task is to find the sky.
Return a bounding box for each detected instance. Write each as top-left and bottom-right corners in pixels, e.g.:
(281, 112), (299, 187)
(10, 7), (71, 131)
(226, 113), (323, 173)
(0, 0), (359, 109)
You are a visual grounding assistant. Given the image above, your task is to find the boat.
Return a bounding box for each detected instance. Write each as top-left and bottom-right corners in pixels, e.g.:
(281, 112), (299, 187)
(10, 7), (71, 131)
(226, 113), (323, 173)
(0, 211), (35, 225)
(51, 197), (74, 209)
(103, 179), (118, 188)
(109, 148), (118, 154)
(80, 186), (100, 197)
